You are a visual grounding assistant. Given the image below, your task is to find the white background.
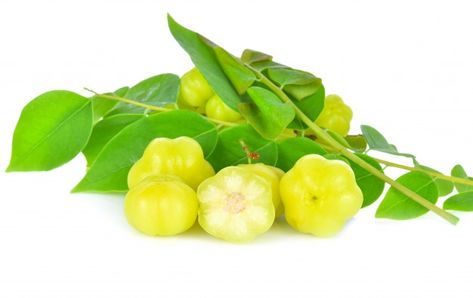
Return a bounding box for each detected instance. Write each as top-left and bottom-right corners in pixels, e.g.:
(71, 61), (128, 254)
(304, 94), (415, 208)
(1, 0), (472, 297)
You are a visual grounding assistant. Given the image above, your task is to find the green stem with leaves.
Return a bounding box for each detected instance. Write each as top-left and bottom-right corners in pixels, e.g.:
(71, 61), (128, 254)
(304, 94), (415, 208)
(248, 67), (459, 225)
(86, 89), (238, 128)
(88, 85), (461, 224)
(373, 158), (473, 187)
(319, 140), (473, 187)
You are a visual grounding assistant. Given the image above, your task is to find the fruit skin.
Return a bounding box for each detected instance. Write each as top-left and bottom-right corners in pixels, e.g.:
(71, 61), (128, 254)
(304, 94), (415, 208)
(237, 163), (285, 217)
(128, 136), (215, 190)
(280, 154), (362, 237)
(315, 94), (353, 136)
(197, 166), (275, 242)
(124, 175), (198, 236)
(177, 68), (214, 111)
(205, 94), (241, 122)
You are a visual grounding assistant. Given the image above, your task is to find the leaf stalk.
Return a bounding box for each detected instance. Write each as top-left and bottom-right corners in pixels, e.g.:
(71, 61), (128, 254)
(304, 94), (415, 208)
(85, 89), (239, 128)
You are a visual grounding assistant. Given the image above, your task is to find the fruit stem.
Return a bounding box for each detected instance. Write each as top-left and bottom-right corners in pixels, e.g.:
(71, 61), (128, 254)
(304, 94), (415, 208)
(248, 67), (459, 225)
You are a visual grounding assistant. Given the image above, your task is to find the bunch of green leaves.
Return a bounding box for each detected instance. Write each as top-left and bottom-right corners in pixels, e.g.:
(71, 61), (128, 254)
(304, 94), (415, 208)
(6, 15), (473, 224)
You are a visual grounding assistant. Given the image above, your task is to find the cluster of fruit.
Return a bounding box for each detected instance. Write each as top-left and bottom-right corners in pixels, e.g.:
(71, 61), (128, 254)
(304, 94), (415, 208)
(178, 68), (242, 122)
(124, 69), (362, 242)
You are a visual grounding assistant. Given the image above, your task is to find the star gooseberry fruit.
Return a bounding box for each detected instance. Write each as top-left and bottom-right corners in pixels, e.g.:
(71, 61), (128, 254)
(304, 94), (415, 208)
(128, 136), (215, 190)
(315, 94), (353, 137)
(124, 175), (198, 236)
(280, 154), (363, 237)
(177, 68), (214, 113)
(205, 94), (242, 122)
(237, 163), (285, 217)
(197, 166), (275, 242)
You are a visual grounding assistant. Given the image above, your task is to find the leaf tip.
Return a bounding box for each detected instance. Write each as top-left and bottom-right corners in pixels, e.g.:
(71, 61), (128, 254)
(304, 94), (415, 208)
(5, 159), (20, 172)
(167, 13), (177, 28)
(374, 209), (384, 219)
(71, 181), (85, 193)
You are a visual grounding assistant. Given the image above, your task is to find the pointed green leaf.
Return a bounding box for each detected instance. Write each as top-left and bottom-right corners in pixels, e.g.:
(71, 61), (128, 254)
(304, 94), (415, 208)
(288, 84), (325, 130)
(82, 114), (144, 167)
(361, 125), (416, 159)
(443, 191), (473, 211)
(267, 68), (319, 87)
(167, 15), (241, 111)
(348, 153), (385, 208)
(376, 172), (438, 220)
(276, 137), (327, 171)
(214, 47), (256, 94)
(241, 49), (272, 64)
(109, 74), (179, 115)
(239, 86), (295, 140)
(207, 124), (278, 171)
(345, 135), (367, 152)
(451, 164), (473, 193)
(251, 60), (287, 71)
(361, 124), (396, 151)
(73, 110), (217, 192)
(7, 90), (93, 172)
(284, 80), (322, 101)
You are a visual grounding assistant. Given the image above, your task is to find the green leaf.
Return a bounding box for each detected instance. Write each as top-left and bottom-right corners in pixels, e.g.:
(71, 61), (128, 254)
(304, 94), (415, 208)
(207, 124), (278, 171)
(91, 86), (128, 122)
(7, 90), (93, 172)
(267, 68), (319, 87)
(241, 49), (272, 64)
(109, 74), (179, 115)
(239, 87), (295, 140)
(168, 15), (241, 111)
(348, 153), (385, 208)
(82, 114), (144, 167)
(276, 137), (327, 171)
(214, 47), (256, 94)
(376, 172), (438, 220)
(434, 178), (455, 197)
(443, 191), (473, 211)
(360, 125), (416, 159)
(288, 84), (325, 130)
(73, 110), (217, 192)
(360, 125), (394, 151)
(324, 153), (349, 164)
(251, 60), (287, 71)
(284, 80), (322, 101)
(345, 135), (367, 152)
(451, 164), (473, 193)
(415, 164), (454, 197)
(241, 49), (324, 129)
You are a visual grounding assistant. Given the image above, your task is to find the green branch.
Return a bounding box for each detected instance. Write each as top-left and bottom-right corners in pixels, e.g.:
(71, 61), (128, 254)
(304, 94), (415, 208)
(86, 89), (238, 128)
(87, 85), (462, 225)
(247, 66), (459, 225)
(319, 141), (473, 187)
